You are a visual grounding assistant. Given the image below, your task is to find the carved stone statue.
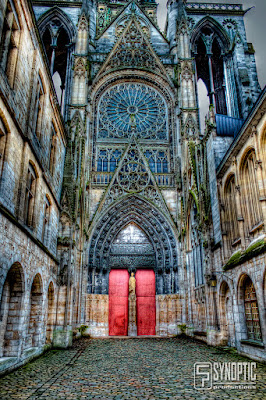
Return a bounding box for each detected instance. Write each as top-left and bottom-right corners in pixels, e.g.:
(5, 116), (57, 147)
(129, 272), (136, 295)
(128, 272), (137, 336)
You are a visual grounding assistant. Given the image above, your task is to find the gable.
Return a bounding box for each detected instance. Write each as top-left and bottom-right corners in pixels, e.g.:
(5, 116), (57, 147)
(91, 138), (174, 224)
(95, 16), (170, 80)
(96, 1), (169, 56)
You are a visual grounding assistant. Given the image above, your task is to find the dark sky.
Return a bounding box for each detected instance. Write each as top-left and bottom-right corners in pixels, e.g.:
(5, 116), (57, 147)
(157, 0), (266, 88)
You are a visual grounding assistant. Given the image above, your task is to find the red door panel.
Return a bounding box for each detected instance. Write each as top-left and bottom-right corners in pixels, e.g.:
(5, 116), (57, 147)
(136, 269), (156, 297)
(136, 270), (156, 336)
(109, 270), (129, 336)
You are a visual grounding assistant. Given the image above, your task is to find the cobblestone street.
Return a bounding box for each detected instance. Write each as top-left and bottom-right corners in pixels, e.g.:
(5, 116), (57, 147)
(0, 337), (265, 400)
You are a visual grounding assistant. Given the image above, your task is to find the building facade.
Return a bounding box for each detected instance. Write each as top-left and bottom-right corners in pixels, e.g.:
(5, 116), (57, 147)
(0, 0), (265, 374)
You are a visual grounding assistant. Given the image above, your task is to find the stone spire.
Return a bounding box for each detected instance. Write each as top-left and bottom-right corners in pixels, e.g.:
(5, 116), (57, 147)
(166, 0), (187, 54)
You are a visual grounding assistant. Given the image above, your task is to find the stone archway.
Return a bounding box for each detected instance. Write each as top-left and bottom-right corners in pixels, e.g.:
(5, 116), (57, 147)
(26, 274), (43, 349)
(86, 195), (181, 337)
(0, 263), (24, 357)
(88, 195), (179, 295)
(219, 281), (234, 346)
(46, 282), (55, 344)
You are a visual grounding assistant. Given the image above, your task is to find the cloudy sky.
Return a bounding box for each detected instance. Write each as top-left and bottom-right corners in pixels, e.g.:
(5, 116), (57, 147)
(157, 0), (266, 88)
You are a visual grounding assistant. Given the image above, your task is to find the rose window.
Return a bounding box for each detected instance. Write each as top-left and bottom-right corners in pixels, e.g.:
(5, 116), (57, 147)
(97, 83), (168, 140)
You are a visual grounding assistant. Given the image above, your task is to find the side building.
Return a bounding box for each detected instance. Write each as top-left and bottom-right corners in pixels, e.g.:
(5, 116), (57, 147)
(0, 0), (66, 372)
(206, 88), (266, 361)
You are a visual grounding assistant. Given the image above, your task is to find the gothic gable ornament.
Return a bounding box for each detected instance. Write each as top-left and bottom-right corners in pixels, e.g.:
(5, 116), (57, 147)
(92, 138), (173, 223)
(183, 113), (198, 138)
(70, 111), (85, 140)
(96, 17), (168, 78)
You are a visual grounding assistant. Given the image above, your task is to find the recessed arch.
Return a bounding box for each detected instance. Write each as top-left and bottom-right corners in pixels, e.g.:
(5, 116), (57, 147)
(223, 173), (239, 246)
(191, 16), (231, 54)
(237, 273), (262, 342)
(37, 7), (75, 41)
(38, 7), (75, 115)
(239, 148), (262, 231)
(219, 280), (234, 346)
(0, 262), (25, 357)
(46, 281), (55, 344)
(192, 17), (231, 116)
(239, 146), (257, 171)
(87, 195), (179, 295)
(263, 267), (266, 311)
(26, 273), (44, 348)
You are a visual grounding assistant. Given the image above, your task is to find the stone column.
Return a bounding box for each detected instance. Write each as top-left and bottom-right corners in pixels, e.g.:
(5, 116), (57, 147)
(128, 294), (137, 336)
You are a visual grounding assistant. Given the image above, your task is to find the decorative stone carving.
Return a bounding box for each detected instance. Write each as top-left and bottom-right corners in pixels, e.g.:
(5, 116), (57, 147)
(97, 83), (168, 140)
(96, 17), (168, 79)
(129, 272), (136, 296)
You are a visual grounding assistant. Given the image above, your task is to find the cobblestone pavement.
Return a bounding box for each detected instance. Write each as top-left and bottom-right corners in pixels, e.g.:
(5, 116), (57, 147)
(0, 337), (265, 400)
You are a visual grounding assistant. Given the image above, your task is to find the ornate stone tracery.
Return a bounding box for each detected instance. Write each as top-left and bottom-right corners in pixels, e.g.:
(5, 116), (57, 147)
(97, 82), (168, 140)
(117, 147), (149, 192)
(87, 195), (179, 294)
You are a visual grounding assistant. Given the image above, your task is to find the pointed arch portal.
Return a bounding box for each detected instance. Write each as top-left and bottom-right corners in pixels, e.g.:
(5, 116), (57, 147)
(87, 195), (179, 336)
(88, 195), (179, 295)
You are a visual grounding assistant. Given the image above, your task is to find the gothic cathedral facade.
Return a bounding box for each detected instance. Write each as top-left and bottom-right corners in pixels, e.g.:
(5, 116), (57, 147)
(0, 0), (265, 373)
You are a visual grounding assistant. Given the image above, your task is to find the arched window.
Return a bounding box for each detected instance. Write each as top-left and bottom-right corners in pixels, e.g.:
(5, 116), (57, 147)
(33, 74), (45, 139)
(42, 196), (51, 245)
(224, 175), (239, 244)
(24, 164), (37, 227)
(194, 30), (227, 115)
(188, 202), (204, 287)
(96, 149), (122, 172)
(241, 150), (262, 231)
(191, 18), (235, 117)
(46, 282), (55, 344)
(243, 276), (262, 342)
(0, 1), (20, 87)
(0, 117), (7, 177)
(49, 124), (57, 175)
(144, 150), (169, 174)
(38, 8), (75, 116)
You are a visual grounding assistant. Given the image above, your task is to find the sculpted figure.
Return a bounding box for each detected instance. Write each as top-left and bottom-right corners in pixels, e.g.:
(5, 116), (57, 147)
(129, 272), (136, 295)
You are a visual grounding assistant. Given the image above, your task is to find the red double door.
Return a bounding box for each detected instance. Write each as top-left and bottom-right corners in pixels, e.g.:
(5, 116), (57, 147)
(109, 269), (156, 336)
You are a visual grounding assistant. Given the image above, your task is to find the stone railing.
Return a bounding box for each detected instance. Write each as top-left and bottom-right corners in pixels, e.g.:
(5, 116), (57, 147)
(91, 172), (175, 187)
(155, 173), (175, 187)
(91, 172), (113, 185)
(186, 3), (243, 12)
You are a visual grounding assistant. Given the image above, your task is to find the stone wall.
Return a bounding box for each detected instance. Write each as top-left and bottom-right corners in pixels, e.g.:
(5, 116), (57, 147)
(0, 0), (66, 373)
(85, 294), (183, 337)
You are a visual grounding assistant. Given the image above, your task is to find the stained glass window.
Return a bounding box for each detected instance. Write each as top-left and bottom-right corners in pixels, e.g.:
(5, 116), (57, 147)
(144, 150), (169, 173)
(97, 148), (122, 172)
(244, 277), (262, 342)
(97, 83), (168, 140)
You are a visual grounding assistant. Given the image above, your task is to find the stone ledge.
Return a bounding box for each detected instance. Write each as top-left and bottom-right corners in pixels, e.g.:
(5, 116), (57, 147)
(194, 331), (207, 337)
(22, 347), (39, 358)
(223, 236), (266, 271)
(0, 347), (43, 376)
(0, 357), (17, 372)
(240, 339), (265, 349)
